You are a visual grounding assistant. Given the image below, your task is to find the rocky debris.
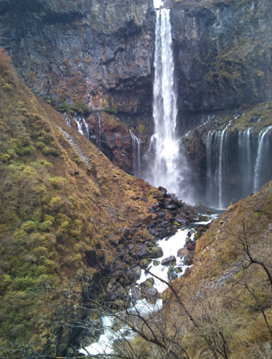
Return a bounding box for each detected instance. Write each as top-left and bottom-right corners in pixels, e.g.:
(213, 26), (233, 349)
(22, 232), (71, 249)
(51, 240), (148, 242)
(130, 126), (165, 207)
(130, 287), (142, 301)
(177, 248), (189, 258)
(138, 278), (159, 304)
(193, 202), (214, 214)
(161, 256), (176, 266)
(147, 187), (197, 238)
(183, 253), (194, 266)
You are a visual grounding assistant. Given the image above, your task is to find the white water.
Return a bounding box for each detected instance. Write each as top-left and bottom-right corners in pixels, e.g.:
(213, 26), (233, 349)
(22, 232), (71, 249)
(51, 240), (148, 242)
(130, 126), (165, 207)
(218, 129), (227, 209)
(129, 130), (141, 177)
(148, 9), (180, 195)
(64, 112), (71, 127)
(137, 228), (193, 292)
(74, 115), (89, 139)
(97, 112), (102, 146)
(80, 214), (216, 357)
(239, 127), (253, 194)
(253, 125), (272, 192)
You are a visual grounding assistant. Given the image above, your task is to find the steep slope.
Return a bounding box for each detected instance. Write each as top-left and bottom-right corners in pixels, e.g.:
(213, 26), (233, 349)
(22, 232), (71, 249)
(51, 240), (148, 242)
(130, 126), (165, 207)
(160, 180), (272, 358)
(0, 50), (183, 358)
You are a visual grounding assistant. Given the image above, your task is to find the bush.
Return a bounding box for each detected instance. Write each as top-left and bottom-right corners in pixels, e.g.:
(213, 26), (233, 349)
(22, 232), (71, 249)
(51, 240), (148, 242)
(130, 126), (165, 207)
(39, 220), (53, 232)
(21, 221), (36, 233)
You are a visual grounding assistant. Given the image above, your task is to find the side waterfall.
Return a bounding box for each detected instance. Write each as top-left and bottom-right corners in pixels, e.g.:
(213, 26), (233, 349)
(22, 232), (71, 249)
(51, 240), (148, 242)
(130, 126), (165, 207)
(148, 8), (181, 195)
(74, 115), (90, 139)
(97, 112), (102, 147)
(129, 130), (141, 177)
(206, 126), (272, 208)
(253, 125), (272, 193)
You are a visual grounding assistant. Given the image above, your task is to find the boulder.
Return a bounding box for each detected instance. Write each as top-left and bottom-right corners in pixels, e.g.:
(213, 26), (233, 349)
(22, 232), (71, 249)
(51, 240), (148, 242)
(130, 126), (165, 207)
(183, 252), (194, 266)
(161, 256), (176, 266)
(131, 287), (142, 301)
(168, 267), (178, 280)
(177, 248), (189, 258)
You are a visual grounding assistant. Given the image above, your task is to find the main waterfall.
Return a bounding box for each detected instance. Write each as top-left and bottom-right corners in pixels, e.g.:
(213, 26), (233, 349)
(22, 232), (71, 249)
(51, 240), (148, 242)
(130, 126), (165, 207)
(147, 9), (187, 197)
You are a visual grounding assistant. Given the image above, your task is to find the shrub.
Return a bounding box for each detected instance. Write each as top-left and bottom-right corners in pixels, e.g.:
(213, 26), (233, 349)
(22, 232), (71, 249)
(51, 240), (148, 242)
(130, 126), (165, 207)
(49, 176), (66, 189)
(21, 221), (36, 233)
(39, 220), (53, 232)
(49, 196), (63, 211)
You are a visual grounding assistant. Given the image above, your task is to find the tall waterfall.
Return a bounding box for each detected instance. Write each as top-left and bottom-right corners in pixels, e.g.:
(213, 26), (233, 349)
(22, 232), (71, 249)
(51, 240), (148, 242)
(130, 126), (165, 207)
(148, 9), (181, 195)
(129, 130), (141, 177)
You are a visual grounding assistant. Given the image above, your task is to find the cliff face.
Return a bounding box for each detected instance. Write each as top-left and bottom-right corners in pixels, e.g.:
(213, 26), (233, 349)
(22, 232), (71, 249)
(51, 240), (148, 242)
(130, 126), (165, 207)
(170, 0), (272, 129)
(0, 0), (155, 173)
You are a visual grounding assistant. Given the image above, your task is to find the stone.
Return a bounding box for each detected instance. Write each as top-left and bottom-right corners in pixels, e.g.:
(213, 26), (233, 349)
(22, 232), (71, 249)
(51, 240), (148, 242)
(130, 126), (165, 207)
(183, 253), (194, 266)
(177, 248), (189, 258)
(161, 256), (176, 266)
(131, 287), (142, 301)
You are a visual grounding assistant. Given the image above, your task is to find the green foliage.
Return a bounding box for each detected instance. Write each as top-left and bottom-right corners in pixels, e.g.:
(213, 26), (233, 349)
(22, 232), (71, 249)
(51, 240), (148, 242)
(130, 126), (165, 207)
(55, 101), (91, 116)
(39, 220), (53, 232)
(21, 221), (37, 233)
(49, 176), (66, 189)
(42, 145), (59, 157)
(104, 106), (118, 115)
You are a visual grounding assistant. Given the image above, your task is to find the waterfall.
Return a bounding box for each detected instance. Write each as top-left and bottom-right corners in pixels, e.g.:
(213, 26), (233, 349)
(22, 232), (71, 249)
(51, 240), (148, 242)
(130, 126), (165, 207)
(97, 112), (102, 146)
(206, 130), (215, 206)
(129, 130), (141, 177)
(74, 115), (89, 139)
(148, 8), (180, 194)
(253, 125), (272, 192)
(64, 112), (71, 127)
(206, 126), (231, 209)
(239, 127), (253, 195)
(218, 129), (227, 208)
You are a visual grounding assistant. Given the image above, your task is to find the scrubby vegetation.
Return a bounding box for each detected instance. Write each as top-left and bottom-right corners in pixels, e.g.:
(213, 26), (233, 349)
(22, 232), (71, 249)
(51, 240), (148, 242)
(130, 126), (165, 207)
(0, 48), (160, 357)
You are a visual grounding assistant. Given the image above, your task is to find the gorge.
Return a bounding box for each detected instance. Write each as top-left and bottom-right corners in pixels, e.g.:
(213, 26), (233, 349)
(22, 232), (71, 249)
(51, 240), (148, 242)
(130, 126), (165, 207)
(1, 0), (272, 358)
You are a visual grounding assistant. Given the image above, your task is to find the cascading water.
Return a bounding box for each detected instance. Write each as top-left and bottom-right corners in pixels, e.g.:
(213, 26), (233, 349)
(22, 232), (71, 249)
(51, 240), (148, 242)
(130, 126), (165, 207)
(147, 8), (182, 196)
(253, 125), (272, 193)
(206, 128), (230, 209)
(206, 125), (272, 208)
(129, 130), (141, 177)
(74, 115), (89, 139)
(97, 112), (102, 147)
(238, 127), (253, 196)
(64, 112), (71, 127)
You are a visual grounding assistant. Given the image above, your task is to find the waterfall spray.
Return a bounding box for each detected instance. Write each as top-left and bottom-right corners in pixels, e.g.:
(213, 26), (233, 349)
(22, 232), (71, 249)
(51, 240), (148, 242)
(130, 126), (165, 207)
(147, 9), (189, 198)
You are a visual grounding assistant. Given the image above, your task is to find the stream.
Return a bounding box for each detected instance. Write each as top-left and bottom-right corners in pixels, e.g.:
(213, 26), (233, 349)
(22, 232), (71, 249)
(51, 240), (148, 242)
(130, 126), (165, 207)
(80, 213), (219, 356)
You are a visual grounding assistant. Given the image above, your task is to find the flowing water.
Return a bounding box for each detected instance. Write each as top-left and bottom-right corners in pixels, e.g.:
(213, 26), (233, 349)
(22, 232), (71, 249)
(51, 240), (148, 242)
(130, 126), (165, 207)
(147, 9), (182, 196)
(97, 112), (102, 147)
(129, 130), (141, 177)
(206, 125), (272, 208)
(80, 214), (217, 356)
(74, 115), (90, 139)
(253, 125), (272, 193)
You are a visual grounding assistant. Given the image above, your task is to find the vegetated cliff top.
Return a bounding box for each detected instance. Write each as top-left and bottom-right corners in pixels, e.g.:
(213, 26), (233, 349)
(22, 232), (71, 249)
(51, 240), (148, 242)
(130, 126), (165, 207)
(0, 49), (160, 357)
(162, 180), (272, 358)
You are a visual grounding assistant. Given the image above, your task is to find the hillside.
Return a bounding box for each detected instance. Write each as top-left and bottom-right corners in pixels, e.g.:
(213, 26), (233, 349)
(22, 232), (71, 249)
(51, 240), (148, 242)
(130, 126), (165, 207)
(157, 182), (272, 358)
(0, 49), (184, 358)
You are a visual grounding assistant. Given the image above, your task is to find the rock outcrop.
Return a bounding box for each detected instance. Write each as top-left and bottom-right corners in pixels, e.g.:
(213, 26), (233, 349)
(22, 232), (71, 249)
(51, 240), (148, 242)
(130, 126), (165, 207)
(170, 0), (272, 129)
